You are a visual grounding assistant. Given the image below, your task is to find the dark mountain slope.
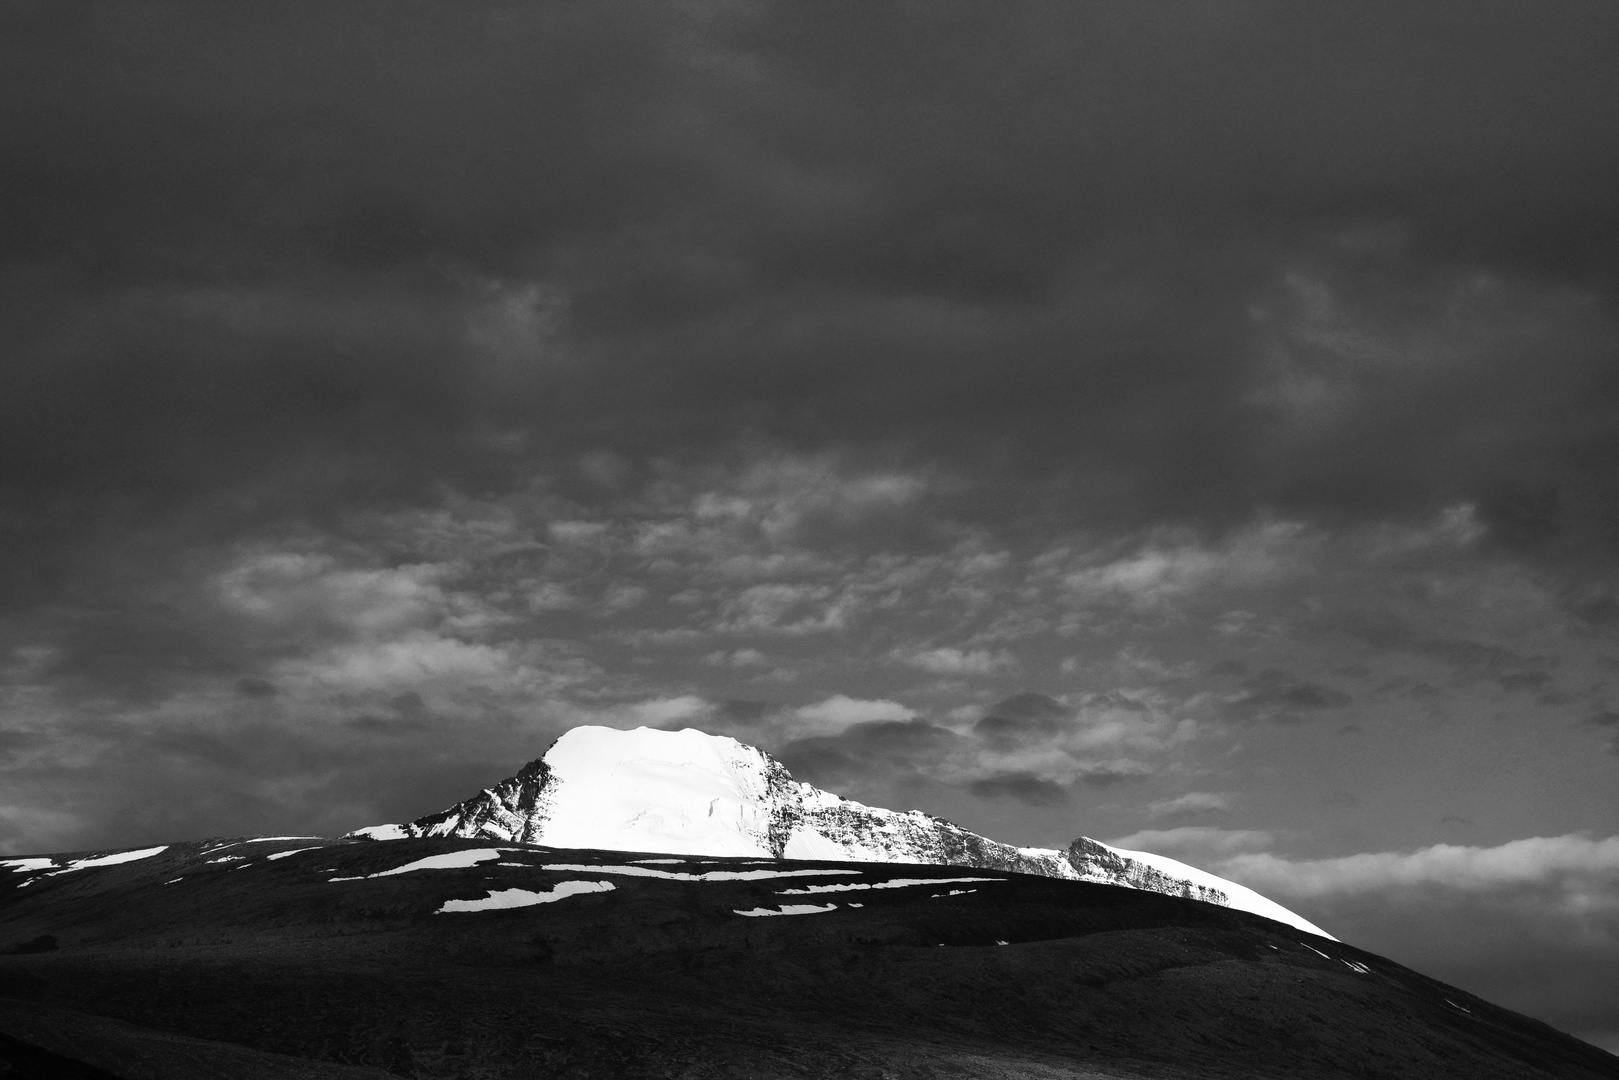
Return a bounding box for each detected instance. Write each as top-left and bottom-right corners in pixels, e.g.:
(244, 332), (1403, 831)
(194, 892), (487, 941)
(1, 837), (1614, 1079)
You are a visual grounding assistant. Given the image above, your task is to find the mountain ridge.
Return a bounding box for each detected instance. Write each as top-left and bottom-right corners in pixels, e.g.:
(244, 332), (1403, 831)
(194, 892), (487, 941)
(348, 724), (1332, 938)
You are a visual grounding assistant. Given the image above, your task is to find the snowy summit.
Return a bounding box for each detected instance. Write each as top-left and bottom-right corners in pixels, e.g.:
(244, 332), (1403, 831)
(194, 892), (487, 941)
(352, 725), (1331, 938)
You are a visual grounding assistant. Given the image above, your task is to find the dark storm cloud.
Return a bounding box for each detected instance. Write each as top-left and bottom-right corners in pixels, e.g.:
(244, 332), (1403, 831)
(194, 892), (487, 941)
(973, 692), (1067, 749)
(1587, 711), (1619, 754)
(1220, 669), (1352, 724)
(969, 771), (1070, 808)
(1412, 639), (1568, 696)
(777, 718), (961, 789)
(3, 0), (1618, 591)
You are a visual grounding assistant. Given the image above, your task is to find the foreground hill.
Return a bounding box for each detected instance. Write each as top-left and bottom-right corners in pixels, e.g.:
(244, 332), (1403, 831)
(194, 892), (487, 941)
(2, 835), (1616, 1079)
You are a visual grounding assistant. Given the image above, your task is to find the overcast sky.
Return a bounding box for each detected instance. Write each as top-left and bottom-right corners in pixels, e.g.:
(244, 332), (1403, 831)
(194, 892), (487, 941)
(3, 0), (1618, 1052)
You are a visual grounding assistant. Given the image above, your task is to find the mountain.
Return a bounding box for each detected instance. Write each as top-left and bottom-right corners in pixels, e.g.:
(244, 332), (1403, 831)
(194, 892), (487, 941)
(349, 725), (1331, 937)
(2, 834), (1616, 1079)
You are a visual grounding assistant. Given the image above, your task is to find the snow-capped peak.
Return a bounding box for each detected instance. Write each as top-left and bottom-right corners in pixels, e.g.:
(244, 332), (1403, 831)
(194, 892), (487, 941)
(351, 724), (1332, 939)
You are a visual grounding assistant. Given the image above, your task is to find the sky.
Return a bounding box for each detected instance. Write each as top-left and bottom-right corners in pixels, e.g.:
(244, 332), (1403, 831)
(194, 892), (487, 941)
(3, 0), (1619, 1052)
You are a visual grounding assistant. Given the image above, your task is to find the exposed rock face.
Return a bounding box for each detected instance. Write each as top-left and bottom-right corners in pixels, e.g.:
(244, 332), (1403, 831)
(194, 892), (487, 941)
(1066, 836), (1227, 905)
(350, 724), (1329, 937)
(400, 757), (557, 845)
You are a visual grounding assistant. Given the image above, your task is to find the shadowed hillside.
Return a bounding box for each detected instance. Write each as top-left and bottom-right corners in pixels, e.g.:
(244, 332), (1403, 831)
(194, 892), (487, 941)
(2, 837), (1615, 1079)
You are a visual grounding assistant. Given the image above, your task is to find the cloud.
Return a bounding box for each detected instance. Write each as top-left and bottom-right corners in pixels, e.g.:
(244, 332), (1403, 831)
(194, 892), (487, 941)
(892, 646), (1015, 676)
(1108, 826), (1276, 862)
(1146, 791), (1232, 819)
(776, 719), (962, 792)
(1587, 711), (1619, 754)
(1207, 835), (1619, 1052)
(1059, 522), (1312, 609)
(626, 695), (715, 728)
(969, 771), (1071, 807)
(719, 583), (850, 634)
(214, 552), (480, 643)
(762, 688), (1194, 801)
(1223, 834), (1619, 903)
(704, 648), (769, 668)
(973, 693), (1068, 747)
(789, 695), (914, 738)
(1217, 669), (1352, 724)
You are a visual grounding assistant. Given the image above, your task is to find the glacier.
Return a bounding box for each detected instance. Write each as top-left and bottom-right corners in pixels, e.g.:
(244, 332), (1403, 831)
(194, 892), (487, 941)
(351, 724), (1333, 939)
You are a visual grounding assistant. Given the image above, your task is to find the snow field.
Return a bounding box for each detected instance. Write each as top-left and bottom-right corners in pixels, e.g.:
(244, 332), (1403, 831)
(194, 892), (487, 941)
(535, 726), (787, 857)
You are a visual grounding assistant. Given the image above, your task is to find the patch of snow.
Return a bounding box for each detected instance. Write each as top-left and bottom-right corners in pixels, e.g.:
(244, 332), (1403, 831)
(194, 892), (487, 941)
(777, 876), (1002, 894)
(437, 880), (616, 913)
(47, 847), (168, 875)
(995, 940), (1009, 945)
(733, 903), (838, 917)
(163, 878), (183, 885)
(632, 858), (686, 864)
(929, 889), (978, 898)
(206, 855), (245, 864)
(330, 848), (509, 882)
(541, 863), (861, 882)
(1301, 943), (1331, 959)
(211, 838), (325, 851)
(1342, 959), (1371, 974)
(265, 847), (321, 861)
(347, 824), (411, 841)
(0, 858), (54, 873)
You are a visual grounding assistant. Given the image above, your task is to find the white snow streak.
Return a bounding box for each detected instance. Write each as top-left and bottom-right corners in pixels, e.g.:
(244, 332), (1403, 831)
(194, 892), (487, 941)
(265, 847), (322, 861)
(777, 876), (1002, 894)
(330, 848), (509, 881)
(734, 903), (838, 917)
(437, 880), (616, 913)
(541, 863), (861, 882)
(46, 847), (168, 875)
